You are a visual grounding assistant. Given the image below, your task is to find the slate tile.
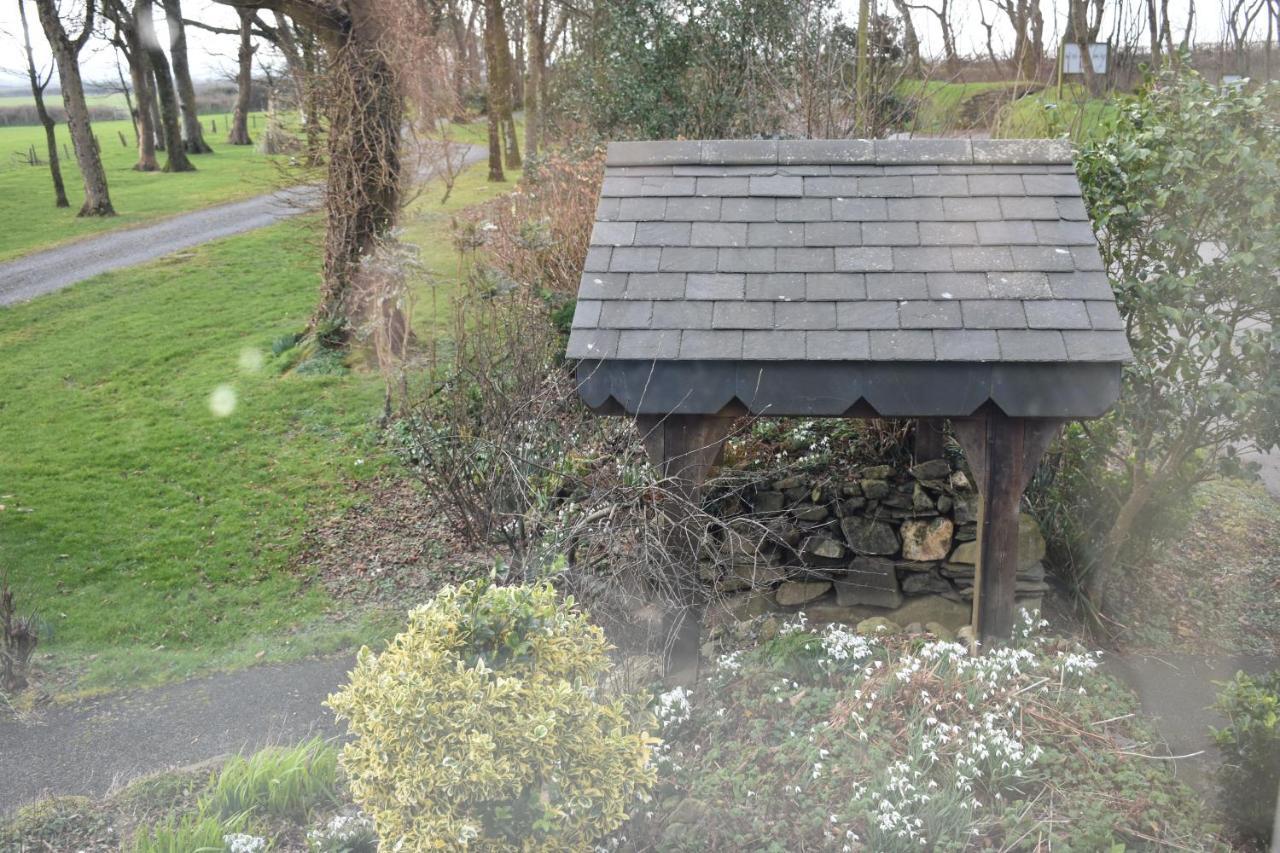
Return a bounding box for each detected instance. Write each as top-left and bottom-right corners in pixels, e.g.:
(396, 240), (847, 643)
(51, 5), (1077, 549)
(971, 138), (1072, 164)
(641, 176), (696, 196)
(882, 165), (940, 175)
(691, 222), (748, 247)
(584, 247), (612, 272)
(966, 174), (1024, 195)
(778, 247), (835, 272)
(652, 300), (711, 327)
(713, 301), (775, 329)
(892, 246), (954, 272)
(579, 272), (628, 299)
(1062, 330), (1132, 361)
(745, 330), (807, 359)
(695, 176), (750, 196)
(898, 300), (962, 328)
(804, 177), (860, 196)
(960, 300), (1027, 329)
(951, 246), (1015, 271)
(830, 165), (888, 176)
(746, 272), (807, 301)
(572, 299), (602, 328)
(997, 196), (1058, 220)
(680, 329), (744, 358)
(1056, 197), (1089, 220)
(1011, 246), (1076, 271)
(805, 222), (862, 246)
(607, 140), (701, 166)
(600, 300), (653, 328)
(780, 164), (832, 176)
(596, 197), (621, 221)
(837, 301), (899, 329)
(856, 176), (914, 197)
(1024, 300), (1091, 329)
(633, 222), (692, 246)
(776, 198), (831, 221)
(919, 222), (977, 245)
(807, 330), (872, 359)
(749, 175), (804, 196)
(659, 247), (717, 272)
(686, 273), (746, 300)
(869, 330), (936, 360)
(866, 272), (928, 300)
(776, 301), (837, 330)
(702, 139), (778, 164)
(932, 329), (1000, 360)
(600, 176), (644, 197)
(862, 222), (920, 245)
(626, 273), (686, 300)
(997, 329), (1067, 361)
(986, 271), (1052, 298)
(942, 196), (1001, 221)
(779, 139), (875, 164)
(875, 139), (972, 164)
(566, 328), (620, 359)
(927, 272), (989, 299)
(1071, 245), (1107, 271)
(610, 165), (678, 176)
(888, 198), (945, 220)
(619, 197), (668, 220)
(1034, 220), (1096, 245)
(807, 273), (867, 300)
(831, 197), (889, 221)
(748, 222), (805, 246)
(591, 221), (637, 246)
(663, 196), (722, 221)
(835, 247), (894, 272)
(912, 175), (969, 196)
(720, 197), (776, 221)
(1021, 174), (1082, 196)
(976, 220), (1038, 245)
(1048, 271), (1114, 299)
(1085, 300), (1125, 330)
(617, 329), (681, 359)
(719, 247), (777, 272)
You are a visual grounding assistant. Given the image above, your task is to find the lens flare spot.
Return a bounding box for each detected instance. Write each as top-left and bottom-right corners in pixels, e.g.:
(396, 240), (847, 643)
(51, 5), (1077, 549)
(209, 385), (237, 418)
(238, 347), (265, 373)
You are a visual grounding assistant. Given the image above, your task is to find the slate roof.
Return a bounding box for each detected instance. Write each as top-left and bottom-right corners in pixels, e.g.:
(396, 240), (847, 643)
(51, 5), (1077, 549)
(566, 139), (1132, 365)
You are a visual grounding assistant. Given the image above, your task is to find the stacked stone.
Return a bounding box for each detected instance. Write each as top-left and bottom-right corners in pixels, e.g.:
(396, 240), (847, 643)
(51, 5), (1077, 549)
(702, 458), (1049, 632)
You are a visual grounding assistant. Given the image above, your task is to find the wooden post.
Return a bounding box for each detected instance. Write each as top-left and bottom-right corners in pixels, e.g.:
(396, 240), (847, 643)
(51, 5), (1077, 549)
(635, 413), (735, 679)
(953, 411), (1064, 645)
(913, 418), (948, 462)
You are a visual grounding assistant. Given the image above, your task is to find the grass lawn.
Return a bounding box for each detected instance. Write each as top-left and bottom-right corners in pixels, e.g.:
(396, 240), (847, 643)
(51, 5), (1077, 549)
(896, 79), (1033, 135)
(0, 152), (512, 695)
(0, 112), (284, 262)
(992, 83), (1121, 142)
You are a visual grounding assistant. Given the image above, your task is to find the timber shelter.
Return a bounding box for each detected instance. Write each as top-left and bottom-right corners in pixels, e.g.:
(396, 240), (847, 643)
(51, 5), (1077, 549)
(566, 138), (1132, 644)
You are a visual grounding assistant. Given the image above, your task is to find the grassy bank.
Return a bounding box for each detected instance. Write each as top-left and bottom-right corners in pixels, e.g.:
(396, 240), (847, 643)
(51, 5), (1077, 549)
(0, 112), (282, 261)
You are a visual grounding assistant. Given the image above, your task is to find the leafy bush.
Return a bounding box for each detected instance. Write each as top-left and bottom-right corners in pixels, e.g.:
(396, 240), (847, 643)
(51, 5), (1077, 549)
(1037, 69), (1280, 612)
(204, 737), (339, 822)
(327, 581), (657, 851)
(630, 614), (1223, 850)
(1212, 670), (1280, 846)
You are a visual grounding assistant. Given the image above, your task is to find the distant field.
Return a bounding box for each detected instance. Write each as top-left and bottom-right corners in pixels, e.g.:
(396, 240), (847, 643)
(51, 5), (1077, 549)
(0, 111), (284, 261)
(0, 91), (131, 111)
(896, 79), (1035, 135)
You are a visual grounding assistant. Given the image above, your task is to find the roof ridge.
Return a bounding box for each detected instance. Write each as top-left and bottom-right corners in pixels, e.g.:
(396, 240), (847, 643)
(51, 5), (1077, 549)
(606, 138), (1074, 168)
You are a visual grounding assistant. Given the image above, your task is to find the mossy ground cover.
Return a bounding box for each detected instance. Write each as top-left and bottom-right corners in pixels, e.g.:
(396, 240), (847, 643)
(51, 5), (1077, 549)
(0, 151), (510, 694)
(0, 112), (282, 261)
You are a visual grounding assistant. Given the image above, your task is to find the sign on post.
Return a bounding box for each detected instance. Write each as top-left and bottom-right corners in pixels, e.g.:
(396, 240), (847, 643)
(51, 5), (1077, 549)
(1062, 42), (1109, 74)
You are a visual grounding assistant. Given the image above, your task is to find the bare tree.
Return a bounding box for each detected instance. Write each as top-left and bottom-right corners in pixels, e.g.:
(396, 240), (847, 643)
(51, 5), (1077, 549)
(483, 0), (505, 181)
(228, 7), (256, 143)
(990, 0), (1045, 79)
(907, 0), (957, 72)
(489, 0), (520, 169)
(889, 0), (923, 76)
(32, 0), (115, 215)
(162, 0), (212, 152)
(17, 0), (69, 207)
(103, 0), (161, 170)
(1068, 0), (1105, 94)
(523, 0), (547, 157)
(137, 0), (195, 170)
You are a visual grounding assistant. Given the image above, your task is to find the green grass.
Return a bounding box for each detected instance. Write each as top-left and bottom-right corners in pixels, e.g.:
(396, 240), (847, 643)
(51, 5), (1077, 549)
(204, 738), (338, 822)
(0, 91), (131, 110)
(0, 112), (281, 261)
(992, 83), (1121, 141)
(896, 79), (1032, 134)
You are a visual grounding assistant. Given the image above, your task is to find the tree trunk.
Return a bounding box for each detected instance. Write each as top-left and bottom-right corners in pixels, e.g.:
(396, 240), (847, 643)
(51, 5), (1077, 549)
(890, 0), (923, 76)
(128, 46), (161, 170)
(490, 0), (521, 169)
(163, 0), (213, 153)
(151, 94), (166, 150)
(523, 0), (543, 158)
(484, 0), (505, 182)
(137, 0), (195, 172)
(33, 0), (114, 216)
(18, 0), (69, 207)
(315, 32), (403, 342)
(228, 8), (255, 144)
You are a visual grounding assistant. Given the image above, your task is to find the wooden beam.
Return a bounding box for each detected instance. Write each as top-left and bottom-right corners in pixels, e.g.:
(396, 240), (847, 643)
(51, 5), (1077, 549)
(912, 417), (948, 462)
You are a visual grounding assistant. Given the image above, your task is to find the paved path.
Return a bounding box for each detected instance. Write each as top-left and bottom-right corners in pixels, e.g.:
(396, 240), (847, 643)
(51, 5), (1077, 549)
(0, 186), (321, 307)
(0, 655), (353, 814)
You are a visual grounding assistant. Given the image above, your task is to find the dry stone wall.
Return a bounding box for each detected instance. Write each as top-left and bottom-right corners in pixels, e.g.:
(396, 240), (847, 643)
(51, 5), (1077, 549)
(702, 457), (1049, 634)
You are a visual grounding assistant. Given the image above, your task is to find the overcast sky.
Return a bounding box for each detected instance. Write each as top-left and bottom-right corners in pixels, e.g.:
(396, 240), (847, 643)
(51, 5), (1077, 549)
(0, 0), (1235, 91)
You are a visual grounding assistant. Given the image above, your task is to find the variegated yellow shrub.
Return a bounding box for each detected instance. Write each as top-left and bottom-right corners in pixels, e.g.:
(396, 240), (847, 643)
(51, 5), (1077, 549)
(326, 581), (657, 851)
